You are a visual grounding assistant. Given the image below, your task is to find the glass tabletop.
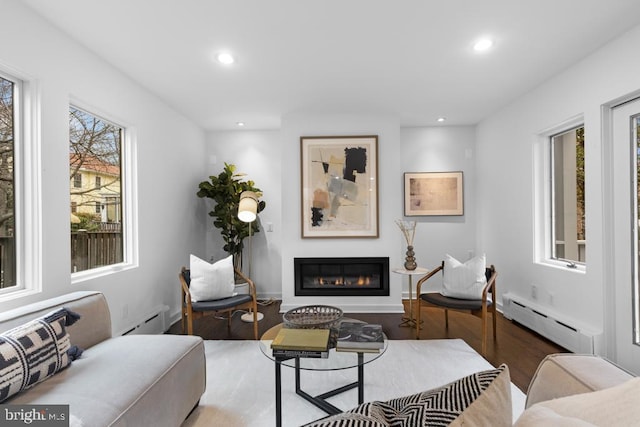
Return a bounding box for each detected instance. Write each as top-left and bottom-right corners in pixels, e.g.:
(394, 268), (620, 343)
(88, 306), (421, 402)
(259, 318), (388, 371)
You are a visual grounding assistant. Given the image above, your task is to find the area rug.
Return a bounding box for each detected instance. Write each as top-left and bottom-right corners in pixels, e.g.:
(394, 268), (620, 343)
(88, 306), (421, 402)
(182, 339), (526, 427)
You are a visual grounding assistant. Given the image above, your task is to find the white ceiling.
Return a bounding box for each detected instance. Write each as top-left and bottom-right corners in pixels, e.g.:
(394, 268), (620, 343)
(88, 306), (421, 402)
(22, 0), (640, 131)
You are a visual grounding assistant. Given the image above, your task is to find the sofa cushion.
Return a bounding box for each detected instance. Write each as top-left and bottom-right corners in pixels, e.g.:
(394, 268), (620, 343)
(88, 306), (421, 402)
(0, 308), (81, 402)
(0, 292), (112, 350)
(7, 334), (205, 426)
(304, 364), (512, 427)
(525, 353), (634, 408)
(515, 377), (640, 427)
(442, 254), (487, 299)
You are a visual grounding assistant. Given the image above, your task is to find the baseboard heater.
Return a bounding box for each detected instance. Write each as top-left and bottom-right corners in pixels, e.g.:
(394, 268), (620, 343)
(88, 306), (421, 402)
(502, 293), (600, 354)
(121, 305), (169, 336)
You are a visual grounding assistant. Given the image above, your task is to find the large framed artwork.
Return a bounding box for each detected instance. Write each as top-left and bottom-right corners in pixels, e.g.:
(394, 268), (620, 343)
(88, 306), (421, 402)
(300, 135), (379, 238)
(404, 171), (464, 216)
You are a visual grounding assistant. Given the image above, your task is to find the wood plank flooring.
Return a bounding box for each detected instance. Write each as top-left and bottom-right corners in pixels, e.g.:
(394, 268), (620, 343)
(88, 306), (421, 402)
(167, 299), (567, 392)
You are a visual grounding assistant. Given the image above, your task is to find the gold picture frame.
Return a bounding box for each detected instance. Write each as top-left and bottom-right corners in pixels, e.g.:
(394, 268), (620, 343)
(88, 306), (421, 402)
(404, 171), (464, 216)
(300, 135), (379, 238)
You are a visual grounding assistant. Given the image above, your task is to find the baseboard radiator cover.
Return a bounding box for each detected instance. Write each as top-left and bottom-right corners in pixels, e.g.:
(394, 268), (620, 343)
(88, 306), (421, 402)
(121, 305), (170, 336)
(502, 293), (600, 354)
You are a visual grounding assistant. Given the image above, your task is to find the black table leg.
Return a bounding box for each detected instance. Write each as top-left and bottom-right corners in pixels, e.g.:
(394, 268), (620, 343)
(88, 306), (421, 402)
(275, 358), (282, 427)
(358, 352), (364, 404)
(276, 352), (370, 424)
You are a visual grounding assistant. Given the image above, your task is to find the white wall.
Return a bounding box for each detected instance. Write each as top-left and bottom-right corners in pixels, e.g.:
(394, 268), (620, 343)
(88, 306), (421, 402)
(476, 24), (640, 347)
(279, 112), (404, 312)
(401, 126), (478, 292)
(205, 120), (480, 313)
(0, 2), (207, 334)
(204, 130), (283, 298)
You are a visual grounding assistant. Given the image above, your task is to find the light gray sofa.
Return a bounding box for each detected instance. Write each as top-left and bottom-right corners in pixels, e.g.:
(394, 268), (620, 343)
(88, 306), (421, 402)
(515, 353), (638, 425)
(0, 291), (206, 427)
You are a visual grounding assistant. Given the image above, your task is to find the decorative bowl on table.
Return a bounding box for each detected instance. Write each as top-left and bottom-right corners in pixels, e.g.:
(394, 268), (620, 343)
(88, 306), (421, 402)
(283, 305), (344, 331)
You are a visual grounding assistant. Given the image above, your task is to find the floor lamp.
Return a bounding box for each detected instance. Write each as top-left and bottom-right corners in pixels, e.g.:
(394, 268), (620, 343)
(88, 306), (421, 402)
(238, 191), (264, 322)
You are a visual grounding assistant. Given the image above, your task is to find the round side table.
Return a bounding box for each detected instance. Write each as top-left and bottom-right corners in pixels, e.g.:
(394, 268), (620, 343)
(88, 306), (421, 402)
(393, 267), (430, 329)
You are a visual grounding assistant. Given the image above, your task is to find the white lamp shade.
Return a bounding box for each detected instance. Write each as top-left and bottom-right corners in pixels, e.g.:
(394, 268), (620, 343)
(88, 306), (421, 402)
(238, 191), (258, 223)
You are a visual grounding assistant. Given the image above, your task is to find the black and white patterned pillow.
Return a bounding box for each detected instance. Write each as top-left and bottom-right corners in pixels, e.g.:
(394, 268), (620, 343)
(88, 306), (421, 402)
(0, 308), (82, 402)
(304, 364), (511, 427)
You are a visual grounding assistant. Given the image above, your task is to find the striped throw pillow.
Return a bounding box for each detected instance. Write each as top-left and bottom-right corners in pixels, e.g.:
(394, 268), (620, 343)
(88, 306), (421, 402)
(304, 364), (512, 427)
(0, 308), (82, 402)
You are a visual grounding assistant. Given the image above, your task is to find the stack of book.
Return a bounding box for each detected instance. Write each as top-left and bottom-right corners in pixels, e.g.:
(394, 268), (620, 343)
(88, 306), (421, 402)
(336, 322), (384, 353)
(270, 327), (330, 358)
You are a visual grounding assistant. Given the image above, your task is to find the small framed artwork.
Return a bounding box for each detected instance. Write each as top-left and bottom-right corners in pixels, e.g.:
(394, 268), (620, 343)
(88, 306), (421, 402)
(300, 135), (379, 238)
(404, 171), (464, 216)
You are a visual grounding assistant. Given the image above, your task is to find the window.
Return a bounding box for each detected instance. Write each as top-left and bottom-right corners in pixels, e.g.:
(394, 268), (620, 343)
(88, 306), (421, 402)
(550, 125), (585, 264)
(71, 202), (77, 213)
(73, 173), (82, 188)
(0, 74), (16, 290)
(0, 68), (39, 298)
(69, 106), (124, 273)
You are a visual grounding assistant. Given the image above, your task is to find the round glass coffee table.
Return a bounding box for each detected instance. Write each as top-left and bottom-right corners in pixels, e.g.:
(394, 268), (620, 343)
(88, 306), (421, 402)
(260, 319), (388, 427)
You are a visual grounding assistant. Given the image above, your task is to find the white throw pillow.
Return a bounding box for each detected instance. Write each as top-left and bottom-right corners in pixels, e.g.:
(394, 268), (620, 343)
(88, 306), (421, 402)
(442, 253), (487, 300)
(189, 254), (235, 302)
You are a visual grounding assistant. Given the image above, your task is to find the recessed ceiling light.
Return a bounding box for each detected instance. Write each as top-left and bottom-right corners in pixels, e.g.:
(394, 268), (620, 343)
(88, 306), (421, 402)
(216, 52), (235, 65)
(473, 38), (493, 52)
(437, 117), (446, 123)
(236, 121), (245, 127)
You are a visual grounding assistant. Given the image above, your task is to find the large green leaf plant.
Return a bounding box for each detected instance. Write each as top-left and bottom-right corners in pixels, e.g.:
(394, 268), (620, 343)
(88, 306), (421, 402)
(197, 163), (266, 271)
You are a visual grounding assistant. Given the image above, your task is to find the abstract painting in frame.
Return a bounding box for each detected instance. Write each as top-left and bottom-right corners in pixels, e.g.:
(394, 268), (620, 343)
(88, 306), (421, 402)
(404, 171), (464, 216)
(301, 135), (379, 238)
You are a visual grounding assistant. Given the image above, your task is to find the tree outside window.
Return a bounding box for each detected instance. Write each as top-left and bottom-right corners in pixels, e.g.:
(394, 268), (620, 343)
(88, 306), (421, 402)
(69, 106), (123, 272)
(0, 76), (16, 288)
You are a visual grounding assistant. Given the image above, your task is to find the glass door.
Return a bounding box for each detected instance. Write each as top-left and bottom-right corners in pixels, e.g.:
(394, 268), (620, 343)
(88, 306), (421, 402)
(611, 98), (640, 373)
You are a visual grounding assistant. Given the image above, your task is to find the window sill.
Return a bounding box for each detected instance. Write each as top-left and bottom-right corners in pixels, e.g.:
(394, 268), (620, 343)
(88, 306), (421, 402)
(536, 259), (586, 274)
(0, 287), (42, 303)
(71, 262), (137, 284)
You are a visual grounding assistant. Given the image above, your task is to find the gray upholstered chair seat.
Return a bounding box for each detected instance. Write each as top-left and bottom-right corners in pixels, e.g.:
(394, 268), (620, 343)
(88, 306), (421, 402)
(420, 293), (492, 311)
(191, 294), (253, 312)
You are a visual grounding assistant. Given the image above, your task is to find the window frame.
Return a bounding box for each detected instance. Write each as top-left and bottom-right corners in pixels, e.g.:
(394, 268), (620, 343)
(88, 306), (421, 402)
(550, 125), (585, 266)
(69, 100), (138, 284)
(0, 66), (42, 301)
(533, 115), (586, 273)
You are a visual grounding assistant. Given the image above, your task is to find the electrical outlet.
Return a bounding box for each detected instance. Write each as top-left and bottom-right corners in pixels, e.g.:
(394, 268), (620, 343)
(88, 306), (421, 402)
(531, 284), (538, 300)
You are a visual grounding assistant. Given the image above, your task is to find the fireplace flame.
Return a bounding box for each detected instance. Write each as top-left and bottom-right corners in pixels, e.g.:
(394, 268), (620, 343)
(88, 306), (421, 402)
(315, 275), (373, 287)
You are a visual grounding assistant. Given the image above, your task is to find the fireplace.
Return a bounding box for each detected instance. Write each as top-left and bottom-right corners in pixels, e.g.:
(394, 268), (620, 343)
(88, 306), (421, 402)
(294, 257), (390, 296)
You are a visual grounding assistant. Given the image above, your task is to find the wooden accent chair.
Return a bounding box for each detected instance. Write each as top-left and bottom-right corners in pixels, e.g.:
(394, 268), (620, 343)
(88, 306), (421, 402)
(415, 262), (497, 355)
(179, 266), (259, 339)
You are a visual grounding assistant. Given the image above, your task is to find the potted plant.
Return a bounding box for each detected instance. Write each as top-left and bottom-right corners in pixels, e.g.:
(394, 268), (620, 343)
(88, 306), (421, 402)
(197, 163), (266, 272)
